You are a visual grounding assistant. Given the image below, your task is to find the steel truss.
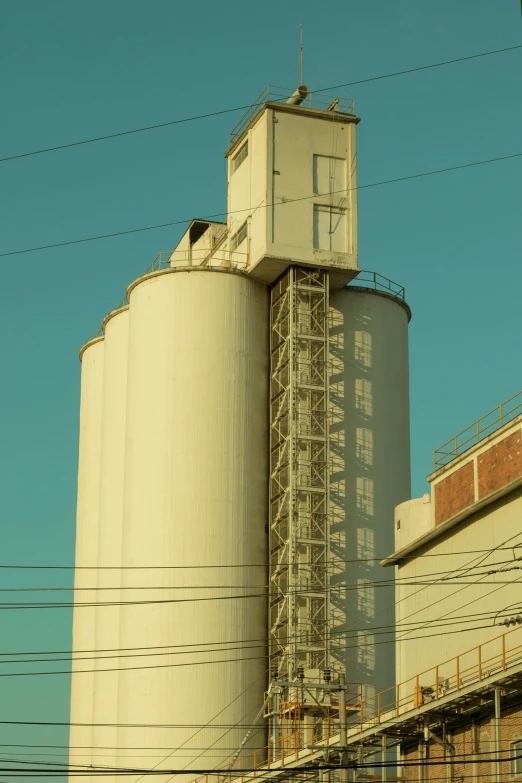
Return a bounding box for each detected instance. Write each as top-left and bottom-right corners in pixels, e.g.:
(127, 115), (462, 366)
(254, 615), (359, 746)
(269, 267), (331, 681)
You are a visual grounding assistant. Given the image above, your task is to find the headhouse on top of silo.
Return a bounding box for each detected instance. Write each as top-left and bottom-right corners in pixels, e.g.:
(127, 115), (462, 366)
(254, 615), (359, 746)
(169, 85), (360, 288)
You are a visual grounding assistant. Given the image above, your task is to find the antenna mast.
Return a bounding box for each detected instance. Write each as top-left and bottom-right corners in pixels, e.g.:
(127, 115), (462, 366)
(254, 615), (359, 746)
(299, 22), (303, 85)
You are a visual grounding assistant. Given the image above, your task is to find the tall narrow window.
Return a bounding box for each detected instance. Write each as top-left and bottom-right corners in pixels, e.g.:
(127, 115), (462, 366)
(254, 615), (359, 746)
(313, 155), (346, 196)
(313, 205), (347, 252)
(233, 141), (248, 171)
(511, 740), (522, 776)
(231, 222), (248, 250)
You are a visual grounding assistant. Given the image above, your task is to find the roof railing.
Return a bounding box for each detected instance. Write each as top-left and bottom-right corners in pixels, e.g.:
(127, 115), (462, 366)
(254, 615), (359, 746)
(230, 84), (355, 145)
(434, 389), (522, 469)
(347, 270), (406, 302)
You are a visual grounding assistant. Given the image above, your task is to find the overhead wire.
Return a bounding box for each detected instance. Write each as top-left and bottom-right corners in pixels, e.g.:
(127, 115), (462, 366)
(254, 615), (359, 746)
(1, 749), (522, 775)
(0, 618), (518, 679)
(337, 531), (522, 680)
(1, 544), (521, 568)
(0, 150), (520, 258)
(1, 44), (520, 166)
(2, 557), (521, 592)
(0, 603), (515, 662)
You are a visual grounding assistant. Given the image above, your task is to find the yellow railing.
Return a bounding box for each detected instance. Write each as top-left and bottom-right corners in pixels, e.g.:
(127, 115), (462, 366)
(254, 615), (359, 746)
(189, 625), (522, 783)
(434, 389), (522, 468)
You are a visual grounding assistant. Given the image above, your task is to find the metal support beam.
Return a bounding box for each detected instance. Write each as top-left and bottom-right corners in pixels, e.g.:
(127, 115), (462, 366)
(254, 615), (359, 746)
(494, 686), (502, 783)
(339, 675), (348, 783)
(381, 735), (387, 783)
(272, 687), (281, 757)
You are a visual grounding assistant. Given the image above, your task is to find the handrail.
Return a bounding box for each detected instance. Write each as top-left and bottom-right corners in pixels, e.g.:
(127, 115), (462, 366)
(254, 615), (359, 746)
(187, 625), (522, 783)
(91, 244), (249, 338)
(230, 85), (355, 145)
(434, 389), (522, 469)
(347, 270), (406, 302)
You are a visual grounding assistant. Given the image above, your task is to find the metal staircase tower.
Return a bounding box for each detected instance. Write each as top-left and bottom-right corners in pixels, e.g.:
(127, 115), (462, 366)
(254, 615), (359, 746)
(269, 266), (331, 681)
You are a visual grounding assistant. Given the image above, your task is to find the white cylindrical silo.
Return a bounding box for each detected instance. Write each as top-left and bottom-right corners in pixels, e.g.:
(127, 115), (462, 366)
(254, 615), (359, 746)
(117, 267), (269, 777)
(69, 336), (105, 777)
(91, 307), (129, 777)
(329, 282), (411, 705)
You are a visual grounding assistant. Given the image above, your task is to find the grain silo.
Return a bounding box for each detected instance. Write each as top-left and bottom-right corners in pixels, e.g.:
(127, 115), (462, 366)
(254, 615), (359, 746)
(329, 281), (411, 704)
(91, 306), (129, 779)
(116, 268), (269, 775)
(70, 336), (104, 778)
(69, 85), (411, 780)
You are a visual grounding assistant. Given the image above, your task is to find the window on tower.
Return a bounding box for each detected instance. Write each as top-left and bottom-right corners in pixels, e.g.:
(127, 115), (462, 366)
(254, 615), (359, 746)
(233, 141), (248, 171)
(231, 222), (248, 250)
(313, 155), (346, 196)
(313, 205), (347, 252)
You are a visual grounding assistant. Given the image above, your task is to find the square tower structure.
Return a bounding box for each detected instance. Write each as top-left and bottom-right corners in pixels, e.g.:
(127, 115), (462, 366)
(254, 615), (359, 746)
(169, 86), (360, 288)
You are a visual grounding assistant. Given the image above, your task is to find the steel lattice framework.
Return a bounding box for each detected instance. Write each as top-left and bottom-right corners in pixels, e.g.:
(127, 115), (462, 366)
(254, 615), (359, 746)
(269, 267), (331, 680)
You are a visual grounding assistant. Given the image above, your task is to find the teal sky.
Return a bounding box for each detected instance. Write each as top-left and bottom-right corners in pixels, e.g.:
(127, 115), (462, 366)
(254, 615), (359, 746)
(0, 1), (521, 780)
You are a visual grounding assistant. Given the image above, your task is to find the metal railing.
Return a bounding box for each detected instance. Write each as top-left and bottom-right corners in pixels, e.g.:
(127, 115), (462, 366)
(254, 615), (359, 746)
(92, 245), (249, 338)
(347, 270), (406, 302)
(230, 85), (355, 144)
(142, 247), (249, 275)
(188, 625), (522, 783)
(434, 389), (522, 469)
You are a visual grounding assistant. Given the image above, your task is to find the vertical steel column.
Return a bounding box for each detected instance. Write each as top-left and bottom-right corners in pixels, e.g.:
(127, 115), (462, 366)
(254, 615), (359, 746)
(269, 267), (330, 681)
(494, 687), (502, 783)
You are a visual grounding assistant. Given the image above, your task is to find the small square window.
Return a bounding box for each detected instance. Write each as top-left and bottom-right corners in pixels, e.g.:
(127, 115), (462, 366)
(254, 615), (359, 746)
(231, 222), (248, 251)
(233, 142), (248, 171)
(512, 739), (522, 776)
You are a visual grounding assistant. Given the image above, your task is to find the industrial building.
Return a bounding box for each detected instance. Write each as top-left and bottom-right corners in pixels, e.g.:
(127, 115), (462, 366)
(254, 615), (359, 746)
(69, 81), (522, 783)
(69, 85), (413, 781)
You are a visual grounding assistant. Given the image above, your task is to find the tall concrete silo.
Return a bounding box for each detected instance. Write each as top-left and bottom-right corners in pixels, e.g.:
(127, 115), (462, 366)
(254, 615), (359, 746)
(69, 336), (105, 777)
(91, 306), (129, 778)
(116, 267), (269, 776)
(329, 280), (411, 703)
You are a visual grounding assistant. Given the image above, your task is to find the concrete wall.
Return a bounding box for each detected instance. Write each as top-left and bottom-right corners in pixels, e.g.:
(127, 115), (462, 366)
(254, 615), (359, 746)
(91, 308), (129, 778)
(69, 337), (105, 778)
(116, 267), (269, 779)
(395, 481), (522, 693)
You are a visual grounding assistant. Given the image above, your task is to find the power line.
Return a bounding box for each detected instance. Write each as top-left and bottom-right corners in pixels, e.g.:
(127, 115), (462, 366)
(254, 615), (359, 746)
(1, 44), (520, 167)
(0, 609), (509, 666)
(0, 603), (511, 659)
(0, 150), (520, 259)
(341, 532), (522, 675)
(1, 544), (520, 568)
(2, 750), (522, 775)
(0, 572), (521, 610)
(0, 619), (514, 679)
(2, 557), (518, 590)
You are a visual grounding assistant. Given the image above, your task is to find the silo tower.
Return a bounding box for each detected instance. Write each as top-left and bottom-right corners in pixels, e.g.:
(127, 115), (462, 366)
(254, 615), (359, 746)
(70, 84), (411, 780)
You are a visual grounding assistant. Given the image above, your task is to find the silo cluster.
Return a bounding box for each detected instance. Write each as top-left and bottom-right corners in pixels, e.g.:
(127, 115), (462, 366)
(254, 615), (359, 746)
(70, 87), (412, 782)
(72, 268), (270, 780)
